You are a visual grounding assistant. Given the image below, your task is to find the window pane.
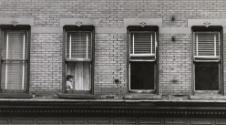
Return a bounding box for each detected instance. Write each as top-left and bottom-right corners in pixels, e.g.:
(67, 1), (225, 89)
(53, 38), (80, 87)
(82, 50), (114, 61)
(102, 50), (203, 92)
(1, 61), (27, 90)
(198, 33), (216, 41)
(195, 62), (219, 90)
(0, 30), (28, 91)
(1, 32), (26, 60)
(130, 32), (156, 55)
(66, 62), (91, 91)
(130, 62), (154, 90)
(67, 32), (91, 59)
(194, 32), (220, 57)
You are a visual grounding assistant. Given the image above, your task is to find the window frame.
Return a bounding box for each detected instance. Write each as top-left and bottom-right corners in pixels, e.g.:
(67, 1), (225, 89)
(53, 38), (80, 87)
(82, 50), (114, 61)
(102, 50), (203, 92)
(63, 26), (94, 94)
(192, 26), (223, 94)
(193, 31), (221, 60)
(129, 31), (157, 58)
(0, 25), (30, 93)
(128, 26), (158, 93)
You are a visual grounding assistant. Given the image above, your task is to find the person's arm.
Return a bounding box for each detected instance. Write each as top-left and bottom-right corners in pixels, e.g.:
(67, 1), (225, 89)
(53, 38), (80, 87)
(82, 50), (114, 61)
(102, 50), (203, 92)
(69, 83), (72, 89)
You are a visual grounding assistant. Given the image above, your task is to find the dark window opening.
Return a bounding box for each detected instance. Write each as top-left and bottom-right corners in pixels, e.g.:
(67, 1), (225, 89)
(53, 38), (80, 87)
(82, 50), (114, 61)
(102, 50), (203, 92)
(195, 62), (219, 90)
(130, 62), (155, 90)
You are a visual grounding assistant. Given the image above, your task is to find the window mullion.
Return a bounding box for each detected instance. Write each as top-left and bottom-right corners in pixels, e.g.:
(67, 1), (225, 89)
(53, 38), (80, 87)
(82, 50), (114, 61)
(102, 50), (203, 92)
(5, 33), (9, 89)
(150, 33), (153, 55)
(21, 33), (25, 90)
(155, 32), (157, 58)
(86, 33), (89, 59)
(218, 32), (220, 58)
(214, 33), (216, 57)
(132, 33), (134, 55)
(196, 33), (199, 57)
(69, 34), (72, 59)
(91, 32), (92, 60)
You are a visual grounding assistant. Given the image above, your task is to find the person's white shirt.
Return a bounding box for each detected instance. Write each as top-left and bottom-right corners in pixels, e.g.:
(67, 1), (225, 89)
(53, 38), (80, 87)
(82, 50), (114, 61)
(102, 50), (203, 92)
(66, 80), (73, 91)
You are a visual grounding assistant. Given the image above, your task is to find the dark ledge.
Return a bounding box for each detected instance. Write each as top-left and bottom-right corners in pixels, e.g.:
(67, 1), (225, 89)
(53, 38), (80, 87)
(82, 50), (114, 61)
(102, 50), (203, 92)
(57, 93), (97, 99)
(0, 93), (32, 99)
(0, 99), (226, 117)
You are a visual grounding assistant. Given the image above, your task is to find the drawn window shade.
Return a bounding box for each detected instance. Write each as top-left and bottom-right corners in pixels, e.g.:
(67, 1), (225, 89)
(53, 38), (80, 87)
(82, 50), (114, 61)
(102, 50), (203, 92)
(65, 30), (92, 92)
(193, 28), (222, 91)
(1, 31), (28, 91)
(128, 26), (158, 92)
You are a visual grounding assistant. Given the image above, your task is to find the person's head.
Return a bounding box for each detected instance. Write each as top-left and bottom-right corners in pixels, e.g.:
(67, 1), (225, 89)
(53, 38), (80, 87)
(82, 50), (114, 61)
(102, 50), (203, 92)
(66, 75), (73, 81)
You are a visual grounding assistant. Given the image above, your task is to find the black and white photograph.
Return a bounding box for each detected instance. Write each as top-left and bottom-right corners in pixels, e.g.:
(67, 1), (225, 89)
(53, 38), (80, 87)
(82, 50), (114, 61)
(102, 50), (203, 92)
(0, 0), (225, 124)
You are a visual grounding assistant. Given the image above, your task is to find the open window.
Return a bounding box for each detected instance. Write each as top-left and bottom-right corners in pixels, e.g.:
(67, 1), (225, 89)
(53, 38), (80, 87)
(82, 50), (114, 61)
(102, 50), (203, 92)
(0, 25), (30, 92)
(64, 26), (94, 93)
(128, 26), (158, 93)
(192, 26), (222, 92)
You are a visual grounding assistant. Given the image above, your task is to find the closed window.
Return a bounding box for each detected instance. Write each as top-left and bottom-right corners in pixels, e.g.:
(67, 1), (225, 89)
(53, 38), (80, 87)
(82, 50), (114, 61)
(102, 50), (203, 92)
(128, 26), (158, 92)
(0, 26), (29, 91)
(64, 26), (94, 93)
(193, 27), (222, 91)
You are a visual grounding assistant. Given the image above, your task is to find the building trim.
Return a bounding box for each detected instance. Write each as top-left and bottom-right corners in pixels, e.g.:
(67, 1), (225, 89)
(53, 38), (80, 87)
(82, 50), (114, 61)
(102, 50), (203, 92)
(188, 19), (226, 27)
(0, 17), (34, 26)
(60, 18), (100, 27)
(124, 18), (162, 27)
(0, 99), (226, 117)
(31, 27), (63, 34)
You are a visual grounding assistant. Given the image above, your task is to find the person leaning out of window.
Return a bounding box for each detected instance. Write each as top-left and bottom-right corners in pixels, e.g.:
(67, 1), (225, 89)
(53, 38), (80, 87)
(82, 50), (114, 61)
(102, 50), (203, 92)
(65, 75), (73, 93)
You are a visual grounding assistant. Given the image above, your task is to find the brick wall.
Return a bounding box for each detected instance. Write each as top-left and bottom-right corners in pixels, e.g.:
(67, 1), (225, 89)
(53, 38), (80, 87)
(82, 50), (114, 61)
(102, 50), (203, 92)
(159, 33), (192, 95)
(95, 32), (127, 95)
(30, 33), (63, 92)
(0, 0), (226, 96)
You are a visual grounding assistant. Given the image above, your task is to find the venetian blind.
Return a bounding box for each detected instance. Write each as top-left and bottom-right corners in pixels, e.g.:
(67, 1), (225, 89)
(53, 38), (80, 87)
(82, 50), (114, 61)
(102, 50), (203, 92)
(194, 32), (220, 58)
(68, 32), (92, 59)
(130, 32), (156, 56)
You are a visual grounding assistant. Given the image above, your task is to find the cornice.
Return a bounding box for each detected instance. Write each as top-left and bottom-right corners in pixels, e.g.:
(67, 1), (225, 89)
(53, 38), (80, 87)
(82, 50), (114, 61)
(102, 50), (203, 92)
(0, 100), (226, 117)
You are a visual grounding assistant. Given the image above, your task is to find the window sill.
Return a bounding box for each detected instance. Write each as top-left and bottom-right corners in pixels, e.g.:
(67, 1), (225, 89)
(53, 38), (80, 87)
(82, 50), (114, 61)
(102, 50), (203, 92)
(65, 58), (91, 62)
(57, 93), (97, 99)
(0, 93), (32, 99)
(123, 93), (161, 100)
(189, 93), (226, 100)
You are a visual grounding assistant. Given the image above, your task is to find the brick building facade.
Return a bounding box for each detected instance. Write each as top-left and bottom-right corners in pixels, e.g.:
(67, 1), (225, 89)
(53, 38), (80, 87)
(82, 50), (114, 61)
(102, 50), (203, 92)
(0, 0), (226, 124)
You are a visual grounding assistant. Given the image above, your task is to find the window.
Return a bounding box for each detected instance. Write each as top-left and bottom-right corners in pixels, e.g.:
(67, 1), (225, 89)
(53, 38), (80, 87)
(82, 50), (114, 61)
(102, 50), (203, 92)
(0, 26), (30, 92)
(194, 32), (220, 59)
(128, 26), (158, 92)
(64, 26), (94, 93)
(193, 26), (222, 91)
